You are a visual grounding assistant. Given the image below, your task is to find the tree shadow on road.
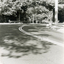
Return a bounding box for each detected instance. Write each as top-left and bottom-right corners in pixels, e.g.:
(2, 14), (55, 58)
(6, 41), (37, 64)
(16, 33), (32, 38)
(0, 35), (53, 58)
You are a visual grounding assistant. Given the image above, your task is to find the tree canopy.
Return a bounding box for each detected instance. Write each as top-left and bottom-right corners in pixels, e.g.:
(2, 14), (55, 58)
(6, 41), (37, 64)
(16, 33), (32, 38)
(0, 0), (54, 23)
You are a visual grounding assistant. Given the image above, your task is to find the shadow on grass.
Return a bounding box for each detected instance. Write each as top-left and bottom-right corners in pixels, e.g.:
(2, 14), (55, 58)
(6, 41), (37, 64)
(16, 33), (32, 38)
(0, 24), (53, 58)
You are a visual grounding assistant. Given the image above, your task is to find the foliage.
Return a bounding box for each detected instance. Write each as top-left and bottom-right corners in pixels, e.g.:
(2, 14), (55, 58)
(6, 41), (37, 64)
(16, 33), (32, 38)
(25, 0), (50, 23)
(1, 1), (22, 16)
(0, 0), (54, 23)
(0, 0), (23, 22)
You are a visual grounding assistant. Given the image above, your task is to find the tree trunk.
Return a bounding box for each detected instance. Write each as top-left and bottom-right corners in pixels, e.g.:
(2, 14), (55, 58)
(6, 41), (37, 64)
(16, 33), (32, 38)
(32, 14), (34, 23)
(18, 11), (20, 22)
(48, 11), (53, 27)
(4, 16), (7, 23)
(55, 0), (58, 24)
(53, 8), (55, 22)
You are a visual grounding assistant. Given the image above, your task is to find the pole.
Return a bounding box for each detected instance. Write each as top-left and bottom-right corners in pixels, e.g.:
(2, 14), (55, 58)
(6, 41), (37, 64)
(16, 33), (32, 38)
(55, 0), (58, 24)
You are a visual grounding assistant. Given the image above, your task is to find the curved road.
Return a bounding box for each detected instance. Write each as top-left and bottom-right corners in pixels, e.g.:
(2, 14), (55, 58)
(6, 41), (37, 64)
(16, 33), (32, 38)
(19, 24), (64, 47)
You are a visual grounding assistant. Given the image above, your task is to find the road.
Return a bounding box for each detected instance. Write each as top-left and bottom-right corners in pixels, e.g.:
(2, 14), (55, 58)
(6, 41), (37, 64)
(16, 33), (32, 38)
(0, 24), (64, 64)
(21, 24), (64, 47)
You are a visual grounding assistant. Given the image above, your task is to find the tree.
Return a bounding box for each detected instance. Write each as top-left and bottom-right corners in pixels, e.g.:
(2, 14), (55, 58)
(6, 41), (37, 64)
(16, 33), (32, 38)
(0, 0), (54, 23)
(26, 3), (49, 23)
(13, 1), (22, 21)
(0, 0), (23, 22)
(0, 1), (16, 22)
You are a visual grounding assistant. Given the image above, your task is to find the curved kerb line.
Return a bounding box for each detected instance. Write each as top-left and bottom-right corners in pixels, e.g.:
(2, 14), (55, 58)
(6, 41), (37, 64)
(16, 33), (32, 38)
(19, 24), (64, 47)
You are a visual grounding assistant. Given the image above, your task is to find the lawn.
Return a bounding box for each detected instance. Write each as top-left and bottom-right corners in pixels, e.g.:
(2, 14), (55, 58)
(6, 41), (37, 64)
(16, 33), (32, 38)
(0, 24), (53, 58)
